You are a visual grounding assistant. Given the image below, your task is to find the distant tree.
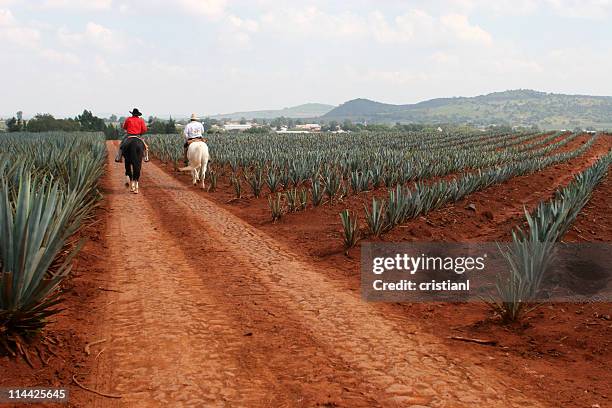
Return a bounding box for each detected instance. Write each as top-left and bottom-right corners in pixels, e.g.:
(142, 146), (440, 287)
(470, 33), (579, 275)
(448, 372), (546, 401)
(165, 117), (176, 134)
(104, 126), (120, 140)
(239, 117), (247, 125)
(147, 119), (167, 134)
(15, 111), (24, 131)
(26, 114), (80, 132)
(109, 114), (118, 122)
(77, 110), (106, 131)
(328, 120), (339, 131)
(202, 117), (213, 131)
(343, 119), (359, 131)
(6, 117), (21, 132)
(245, 126), (271, 134)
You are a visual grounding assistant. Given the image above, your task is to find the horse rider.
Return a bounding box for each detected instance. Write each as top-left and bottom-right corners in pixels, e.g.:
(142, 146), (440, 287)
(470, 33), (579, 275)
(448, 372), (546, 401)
(115, 108), (150, 163)
(183, 113), (205, 164)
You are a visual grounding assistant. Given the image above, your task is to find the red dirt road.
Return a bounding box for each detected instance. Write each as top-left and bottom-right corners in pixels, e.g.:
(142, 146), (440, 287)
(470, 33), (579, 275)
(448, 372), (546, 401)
(81, 143), (547, 407)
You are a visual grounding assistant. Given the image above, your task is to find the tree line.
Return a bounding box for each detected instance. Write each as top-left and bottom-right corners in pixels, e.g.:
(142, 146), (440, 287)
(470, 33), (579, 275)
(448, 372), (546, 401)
(5, 110), (121, 139)
(4, 110), (182, 139)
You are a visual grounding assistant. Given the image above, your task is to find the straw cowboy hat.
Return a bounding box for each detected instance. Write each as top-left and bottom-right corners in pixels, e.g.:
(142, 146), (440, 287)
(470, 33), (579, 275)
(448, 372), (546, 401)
(190, 113), (200, 121)
(130, 108), (142, 116)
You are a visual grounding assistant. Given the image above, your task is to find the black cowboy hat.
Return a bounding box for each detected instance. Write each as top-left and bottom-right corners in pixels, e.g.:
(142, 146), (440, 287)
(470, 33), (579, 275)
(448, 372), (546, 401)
(130, 108), (142, 116)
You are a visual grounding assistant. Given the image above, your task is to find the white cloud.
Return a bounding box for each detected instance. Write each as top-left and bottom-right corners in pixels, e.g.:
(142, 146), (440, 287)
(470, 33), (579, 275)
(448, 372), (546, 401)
(228, 14), (258, 32)
(40, 48), (80, 64)
(260, 6), (367, 39)
(545, 0), (612, 19)
(0, 8), (16, 25)
(39, 0), (113, 10)
(178, 0), (226, 19)
(219, 13), (259, 47)
(0, 8), (41, 47)
(85, 22), (119, 50)
(440, 14), (492, 45)
(452, 0), (612, 19)
(260, 6), (492, 47)
(58, 22), (123, 52)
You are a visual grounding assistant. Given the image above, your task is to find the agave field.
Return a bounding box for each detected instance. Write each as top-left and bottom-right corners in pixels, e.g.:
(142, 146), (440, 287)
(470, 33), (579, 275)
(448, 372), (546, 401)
(147, 129), (611, 322)
(0, 128), (609, 407)
(146, 130), (601, 235)
(0, 132), (105, 355)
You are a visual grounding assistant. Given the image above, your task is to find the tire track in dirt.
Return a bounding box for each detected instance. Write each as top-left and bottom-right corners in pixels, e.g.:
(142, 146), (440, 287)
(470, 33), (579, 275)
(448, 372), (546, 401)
(125, 142), (546, 408)
(89, 147), (285, 407)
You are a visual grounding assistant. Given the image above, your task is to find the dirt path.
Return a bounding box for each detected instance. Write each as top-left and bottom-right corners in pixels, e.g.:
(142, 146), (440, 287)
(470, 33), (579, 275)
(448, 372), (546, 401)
(88, 142), (545, 407)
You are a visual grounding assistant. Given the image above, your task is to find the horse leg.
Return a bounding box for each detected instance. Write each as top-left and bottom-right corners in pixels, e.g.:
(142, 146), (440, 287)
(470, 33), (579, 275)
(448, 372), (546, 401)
(192, 168), (198, 185)
(200, 160), (208, 190)
(132, 156), (143, 182)
(131, 147), (143, 194)
(124, 160), (132, 186)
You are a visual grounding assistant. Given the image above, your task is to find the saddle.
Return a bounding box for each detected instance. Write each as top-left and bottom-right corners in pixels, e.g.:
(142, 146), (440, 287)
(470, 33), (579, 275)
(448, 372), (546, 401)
(127, 135), (149, 149)
(187, 137), (208, 145)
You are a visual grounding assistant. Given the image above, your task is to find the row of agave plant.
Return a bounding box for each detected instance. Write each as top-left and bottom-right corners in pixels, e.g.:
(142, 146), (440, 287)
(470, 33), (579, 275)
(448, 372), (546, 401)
(492, 149), (612, 322)
(146, 130), (545, 187)
(340, 134), (598, 247)
(235, 131), (576, 220)
(146, 131), (575, 218)
(0, 132), (106, 356)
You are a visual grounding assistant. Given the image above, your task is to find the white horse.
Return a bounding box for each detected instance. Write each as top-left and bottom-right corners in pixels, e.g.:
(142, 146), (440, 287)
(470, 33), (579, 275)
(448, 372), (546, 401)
(179, 140), (209, 189)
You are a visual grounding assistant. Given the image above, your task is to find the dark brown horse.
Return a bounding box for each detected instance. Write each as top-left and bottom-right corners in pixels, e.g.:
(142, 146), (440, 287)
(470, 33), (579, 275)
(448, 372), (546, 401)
(122, 137), (145, 194)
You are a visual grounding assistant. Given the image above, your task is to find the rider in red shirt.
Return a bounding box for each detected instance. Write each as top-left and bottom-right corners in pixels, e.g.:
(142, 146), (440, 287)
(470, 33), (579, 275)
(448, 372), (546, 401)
(115, 108), (149, 162)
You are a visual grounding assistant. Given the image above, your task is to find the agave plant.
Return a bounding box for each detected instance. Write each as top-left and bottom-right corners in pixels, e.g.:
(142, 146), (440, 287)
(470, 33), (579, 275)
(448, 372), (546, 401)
(298, 188), (308, 211)
(244, 166), (264, 198)
(310, 177), (323, 206)
(490, 237), (556, 323)
(364, 198), (386, 237)
(1, 154), (102, 354)
(323, 170), (342, 203)
(285, 188), (298, 212)
(490, 152), (611, 323)
(208, 169), (218, 192)
(266, 167), (280, 193)
(268, 193), (283, 221)
(340, 209), (359, 250)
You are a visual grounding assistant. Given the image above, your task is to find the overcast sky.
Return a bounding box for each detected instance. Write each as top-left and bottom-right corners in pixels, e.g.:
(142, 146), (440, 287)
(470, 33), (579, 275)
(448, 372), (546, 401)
(1, 0), (612, 118)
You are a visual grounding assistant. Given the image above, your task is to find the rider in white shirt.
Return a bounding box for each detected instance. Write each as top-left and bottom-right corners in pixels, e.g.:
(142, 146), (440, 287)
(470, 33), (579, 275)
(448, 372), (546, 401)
(183, 113), (205, 164)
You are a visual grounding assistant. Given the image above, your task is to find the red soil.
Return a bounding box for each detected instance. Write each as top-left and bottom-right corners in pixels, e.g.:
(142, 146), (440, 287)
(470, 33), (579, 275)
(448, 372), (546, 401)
(152, 133), (611, 407)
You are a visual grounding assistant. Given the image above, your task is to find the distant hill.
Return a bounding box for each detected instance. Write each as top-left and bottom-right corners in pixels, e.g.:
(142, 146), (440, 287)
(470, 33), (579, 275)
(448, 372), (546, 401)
(322, 90), (612, 129)
(210, 103), (334, 120)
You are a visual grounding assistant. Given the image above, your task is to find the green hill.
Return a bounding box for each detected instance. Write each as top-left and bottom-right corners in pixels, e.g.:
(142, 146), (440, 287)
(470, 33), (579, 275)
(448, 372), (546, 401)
(322, 90), (612, 129)
(211, 103), (334, 120)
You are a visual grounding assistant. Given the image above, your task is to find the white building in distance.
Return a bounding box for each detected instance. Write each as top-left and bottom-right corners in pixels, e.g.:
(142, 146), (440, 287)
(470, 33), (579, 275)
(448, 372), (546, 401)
(295, 123), (321, 132)
(224, 123), (253, 131)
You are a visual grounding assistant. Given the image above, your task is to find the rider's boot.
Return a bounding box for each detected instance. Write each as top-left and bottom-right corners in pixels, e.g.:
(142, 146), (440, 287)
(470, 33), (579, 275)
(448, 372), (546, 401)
(144, 149), (150, 162)
(115, 148), (123, 163)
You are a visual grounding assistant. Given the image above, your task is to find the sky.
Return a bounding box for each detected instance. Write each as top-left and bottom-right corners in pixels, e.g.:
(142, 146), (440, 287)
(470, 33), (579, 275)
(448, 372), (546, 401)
(1, 0), (612, 118)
